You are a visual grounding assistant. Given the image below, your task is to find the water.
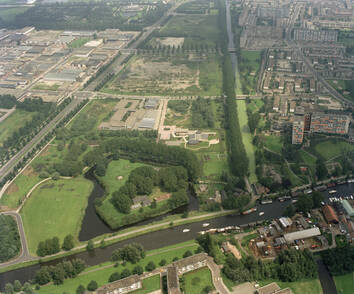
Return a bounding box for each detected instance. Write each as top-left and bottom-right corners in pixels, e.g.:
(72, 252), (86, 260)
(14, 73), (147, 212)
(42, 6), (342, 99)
(78, 168), (199, 241)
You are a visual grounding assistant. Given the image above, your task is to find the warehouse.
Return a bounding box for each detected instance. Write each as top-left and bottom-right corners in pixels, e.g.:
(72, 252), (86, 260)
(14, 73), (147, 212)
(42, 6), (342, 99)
(342, 200), (354, 217)
(283, 227), (321, 243)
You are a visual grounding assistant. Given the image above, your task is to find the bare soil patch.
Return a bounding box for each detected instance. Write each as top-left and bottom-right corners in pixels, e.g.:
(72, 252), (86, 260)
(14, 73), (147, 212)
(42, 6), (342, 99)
(22, 166), (37, 177)
(6, 183), (19, 195)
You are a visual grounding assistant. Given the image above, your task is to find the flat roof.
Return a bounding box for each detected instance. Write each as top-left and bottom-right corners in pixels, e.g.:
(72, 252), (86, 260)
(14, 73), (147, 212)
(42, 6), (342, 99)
(283, 227), (321, 243)
(257, 282), (281, 294)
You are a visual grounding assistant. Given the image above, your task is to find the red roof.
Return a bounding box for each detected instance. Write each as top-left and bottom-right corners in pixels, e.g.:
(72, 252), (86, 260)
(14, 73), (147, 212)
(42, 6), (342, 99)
(322, 205), (339, 223)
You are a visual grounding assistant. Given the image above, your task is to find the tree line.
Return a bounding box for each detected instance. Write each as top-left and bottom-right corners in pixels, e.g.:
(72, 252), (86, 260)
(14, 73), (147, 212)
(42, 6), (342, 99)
(37, 234), (75, 257)
(191, 98), (215, 129)
(321, 245), (354, 276)
(0, 215), (21, 263)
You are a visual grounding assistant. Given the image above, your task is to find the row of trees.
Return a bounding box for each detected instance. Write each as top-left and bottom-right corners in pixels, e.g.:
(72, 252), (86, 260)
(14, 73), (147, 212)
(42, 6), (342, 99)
(321, 245), (354, 276)
(34, 259), (86, 285)
(0, 95), (17, 109)
(37, 234), (75, 257)
(3, 281), (34, 294)
(223, 247), (317, 283)
(0, 215), (21, 263)
(191, 98), (215, 129)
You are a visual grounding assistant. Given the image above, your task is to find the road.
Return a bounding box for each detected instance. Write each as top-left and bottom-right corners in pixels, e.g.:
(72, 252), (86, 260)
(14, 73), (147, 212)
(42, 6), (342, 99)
(0, 212), (33, 266)
(287, 39), (354, 108)
(85, 1), (185, 91)
(0, 98), (83, 183)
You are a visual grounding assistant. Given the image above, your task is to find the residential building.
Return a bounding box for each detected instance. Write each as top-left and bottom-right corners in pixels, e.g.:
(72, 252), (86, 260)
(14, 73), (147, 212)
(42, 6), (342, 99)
(97, 275), (142, 294)
(310, 113), (350, 134)
(167, 266), (182, 294)
(292, 115), (305, 144)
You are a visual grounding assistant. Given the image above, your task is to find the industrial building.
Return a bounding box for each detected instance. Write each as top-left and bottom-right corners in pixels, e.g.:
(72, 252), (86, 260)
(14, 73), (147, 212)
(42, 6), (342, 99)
(342, 200), (354, 217)
(283, 227), (321, 243)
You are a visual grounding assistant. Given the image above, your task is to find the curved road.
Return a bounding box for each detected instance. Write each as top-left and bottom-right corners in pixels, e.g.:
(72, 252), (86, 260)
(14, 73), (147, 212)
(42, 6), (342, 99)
(0, 212), (33, 266)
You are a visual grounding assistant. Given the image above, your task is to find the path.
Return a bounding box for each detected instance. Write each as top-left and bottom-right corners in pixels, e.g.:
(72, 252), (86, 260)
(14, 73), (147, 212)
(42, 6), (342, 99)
(0, 212), (33, 266)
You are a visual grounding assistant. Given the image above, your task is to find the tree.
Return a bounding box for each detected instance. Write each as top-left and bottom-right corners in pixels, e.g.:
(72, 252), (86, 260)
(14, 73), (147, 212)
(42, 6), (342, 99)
(296, 194), (313, 213)
(312, 191), (324, 208)
(22, 283), (33, 294)
(62, 234), (75, 251)
(109, 272), (120, 282)
(76, 285), (85, 294)
(13, 280), (21, 292)
(86, 240), (94, 251)
(132, 265), (144, 275)
(87, 280), (98, 291)
(145, 261), (156, 272)
(283, 204), (296, 217)
(183, 250), (193, 258)
(100, 239), (106, 248)
(121, 268), (131, 278)
(168, 189), (189, 209)
(112, 191), (132, 214)
(159, 259), (167, 266)
(316, 159), (327, 180)
(35, 267), (51, 285)
(4, 283), (14, 294)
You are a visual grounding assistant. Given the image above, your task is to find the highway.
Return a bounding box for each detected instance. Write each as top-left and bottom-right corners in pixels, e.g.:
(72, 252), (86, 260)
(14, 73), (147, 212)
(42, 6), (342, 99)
(0, 98), (83, 183)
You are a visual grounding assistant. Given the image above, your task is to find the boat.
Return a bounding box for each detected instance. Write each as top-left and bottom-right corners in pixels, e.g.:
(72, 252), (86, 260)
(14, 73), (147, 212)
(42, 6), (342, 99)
(327, 182), (336, 188)
(242, 207), (257, 215)
(347, 179), (354, 183)
(328, 190), (337, 194)
(182, 229), (190, 233)
(202, 223), (210, 227)
(259, 212), (265, 216)
(261, 199), (273, 204)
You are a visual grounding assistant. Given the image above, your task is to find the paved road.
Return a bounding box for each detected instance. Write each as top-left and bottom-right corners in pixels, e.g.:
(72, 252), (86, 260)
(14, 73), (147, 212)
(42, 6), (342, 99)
(0, 212), (33, 266)
(0, 98), (83, 183)
(206, 256), (230, 294)
(85, 1), (185, 91)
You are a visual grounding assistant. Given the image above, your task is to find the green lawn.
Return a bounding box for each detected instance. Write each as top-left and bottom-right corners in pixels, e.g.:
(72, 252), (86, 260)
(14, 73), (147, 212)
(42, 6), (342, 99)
(20, 177), (94, 255)
(183, 267), (215, 294)
(32, 83), (60, 91)
(199, 152), (228, 180)
(132, 275), (161, 294)
(310, 139), (354, 161)
(328, 80), (354, 102)
(264, 135), (283, 154)
(68, 37), (90, 48)
(198, 55), (223, 96)
(238, 50), (262, 95)
(236, 100), (257, 183)
(259, 279), (323, 294)
(36, 240), (198, 294)
(0, 109), (35, 147)
(334, 273), (354, 294)
(160, 14), (220, 47)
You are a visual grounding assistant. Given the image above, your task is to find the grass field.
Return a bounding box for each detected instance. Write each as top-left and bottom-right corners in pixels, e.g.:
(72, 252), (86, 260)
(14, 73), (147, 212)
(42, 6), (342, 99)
(236, 100), (257, 183)
(159, 14), (219, 47)
(183, 267), (215, 294)
(238, 50), (261, 95)
(133, 275), (161, 294)
(36, 240), (198, 293)
(32, 83), (61, 91)
(264, 135), (283, 154)
(68, 37), (90, 48)
(0, 7), (28, 22)
(334, 273), (354, 294)
(0, 109), (35, 147)
(310, 138), (354, 161)
(199, 152), (228, 180)
(20, 177), (94, 255)
(259, 279), (323, 294)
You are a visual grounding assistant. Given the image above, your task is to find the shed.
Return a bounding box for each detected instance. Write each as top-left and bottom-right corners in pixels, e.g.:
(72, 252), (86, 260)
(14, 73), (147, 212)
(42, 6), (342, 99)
(322, 205), (339, 224)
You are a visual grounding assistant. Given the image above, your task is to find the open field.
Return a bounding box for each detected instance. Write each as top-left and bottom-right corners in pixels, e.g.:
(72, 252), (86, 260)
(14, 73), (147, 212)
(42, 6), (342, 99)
(334, 273), (354, 294)
(68, 37), (90, 48)
(238, 50), (261, 95)
(237, 100), (257, 183)
(159, 14), (219, 48)
(309, 138), (354, 161)
(0, 109), (36, 147)
(199, 152), (228, 180)
(259, 279), (323, 294)
(183, 267), (215, 294)
(133, 275), (161, 294)
(36, 240), (198, 294)
(102, 54), (222, 96)
(32, 82), (61, 91)
(264, 135), (283, 154)
(20, 177), (94, 255)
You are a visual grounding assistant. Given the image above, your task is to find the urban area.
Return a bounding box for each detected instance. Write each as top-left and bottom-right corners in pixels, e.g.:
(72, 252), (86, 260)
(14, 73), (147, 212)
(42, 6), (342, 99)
(0, 0), (353, 294)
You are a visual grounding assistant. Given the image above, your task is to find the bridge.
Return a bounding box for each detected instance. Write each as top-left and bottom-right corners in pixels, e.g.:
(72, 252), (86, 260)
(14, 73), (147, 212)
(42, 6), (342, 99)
(228, 47), (237, 53)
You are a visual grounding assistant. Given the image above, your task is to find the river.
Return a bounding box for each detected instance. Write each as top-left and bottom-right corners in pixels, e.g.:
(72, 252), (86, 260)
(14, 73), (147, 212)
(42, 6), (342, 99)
(1, 181), (353, 286)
